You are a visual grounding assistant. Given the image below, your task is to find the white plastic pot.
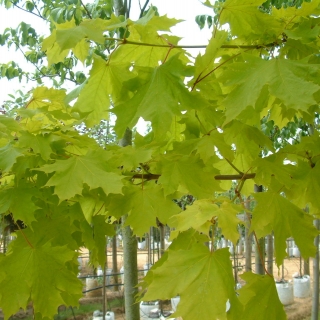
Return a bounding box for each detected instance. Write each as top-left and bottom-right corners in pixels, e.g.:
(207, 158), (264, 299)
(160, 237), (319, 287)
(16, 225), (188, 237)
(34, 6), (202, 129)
(105, 311), (115, 320)
(293, 275), (310, 298)
(86, 278), (101, 297)
(138, 241), (146, 250)
(292, 247), (300, 257)
(171, 296), (180, 312)
(140, 301), (159, 319)
(276, 281), (294, 305)
(120, 266), (124, 284)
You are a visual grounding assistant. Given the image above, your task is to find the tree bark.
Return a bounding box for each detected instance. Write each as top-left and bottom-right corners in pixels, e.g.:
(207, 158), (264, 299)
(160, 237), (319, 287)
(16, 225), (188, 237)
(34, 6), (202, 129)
(254, 185), (265, 275)
(119, 128), (140, 320)
(266, 234), (273, 275)
(244, 198), (252, 272)
(122, 215), (139, 319)
(255, 237), (265, 275)
(311, 219), (319, 320)
(112, 235), (119, 291)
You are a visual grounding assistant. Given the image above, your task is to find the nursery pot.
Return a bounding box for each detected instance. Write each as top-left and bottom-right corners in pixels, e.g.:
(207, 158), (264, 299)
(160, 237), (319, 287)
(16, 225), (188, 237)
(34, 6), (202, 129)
(86, 278), (102, 298)
(140, 301), (159, 319)
(120, 266), (124, 284)
(276, 280), (294, 305)
(171, 296), (180, 312)
(292, 247), (300, 257)
(293, 275), (310, 298)
(105, 311), (115, 320)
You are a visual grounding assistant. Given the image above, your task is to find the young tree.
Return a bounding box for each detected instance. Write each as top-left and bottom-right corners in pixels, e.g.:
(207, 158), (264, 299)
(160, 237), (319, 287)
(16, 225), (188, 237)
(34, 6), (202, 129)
(0, 1), (320, 320)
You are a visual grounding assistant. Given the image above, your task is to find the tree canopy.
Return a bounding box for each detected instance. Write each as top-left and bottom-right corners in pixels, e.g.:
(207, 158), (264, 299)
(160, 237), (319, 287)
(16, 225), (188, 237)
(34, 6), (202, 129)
(0, 0), (320, 319)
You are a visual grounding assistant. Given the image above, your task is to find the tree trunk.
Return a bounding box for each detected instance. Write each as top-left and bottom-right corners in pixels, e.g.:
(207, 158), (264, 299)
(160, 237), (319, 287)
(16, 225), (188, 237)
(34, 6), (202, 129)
(122, 215), (140, 320)
(254, 185), (265, 275)
(112, 235), (119, 291)
(266, 234), (273, 275)
(303, 258), (310, 275)
(255, 237), (265, 275)
(244, 198), (252, 272)
(311, 219), (320, 320)
(119, 128), (140, 320)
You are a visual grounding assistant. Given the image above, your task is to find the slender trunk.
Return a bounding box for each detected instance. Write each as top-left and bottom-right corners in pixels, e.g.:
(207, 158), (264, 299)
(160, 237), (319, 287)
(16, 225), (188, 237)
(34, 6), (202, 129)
(122, 215), (140, 320)
(254, 185), (265, 275)
(311, 219), (320, 320)
(255, 237), (265, 275)
(112, 235), (119, 291)
(159, 222), (165, 257)
(303, 258), (310, 275)
(147, 231), (151, 265)
(244, 198), (252, 272)
(119, 128), (139, 320)
(266, 233), (273, 275)
(102, 262), (107, 320)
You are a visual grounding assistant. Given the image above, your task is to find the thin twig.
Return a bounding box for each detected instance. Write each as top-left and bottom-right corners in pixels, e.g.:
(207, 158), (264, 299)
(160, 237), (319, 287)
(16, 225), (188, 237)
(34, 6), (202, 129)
(105, 36), (280, 50)
(253, 231), (272, 277)
(16, 223), (34, 249)
(225, 158), (243, 175)
(139, 0), (150, 18)
(80, 0), (92, 19)
(11, 1), (48, 21)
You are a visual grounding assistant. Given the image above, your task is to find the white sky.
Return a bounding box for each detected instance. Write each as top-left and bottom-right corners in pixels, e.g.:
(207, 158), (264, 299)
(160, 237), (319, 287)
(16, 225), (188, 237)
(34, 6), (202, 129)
(0, 0), (213, 105)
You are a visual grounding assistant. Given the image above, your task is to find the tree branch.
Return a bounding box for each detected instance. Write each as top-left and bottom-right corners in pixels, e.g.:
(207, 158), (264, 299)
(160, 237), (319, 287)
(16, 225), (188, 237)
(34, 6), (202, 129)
(80, 0), (92, 19)
(139, 0), (150, 18)
(130, 172), (256, 181)
(10, 1), (48, 21)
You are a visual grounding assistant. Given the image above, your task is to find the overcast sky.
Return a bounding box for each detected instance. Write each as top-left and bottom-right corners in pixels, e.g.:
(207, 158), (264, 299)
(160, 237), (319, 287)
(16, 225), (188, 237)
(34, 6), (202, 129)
(0, 0), (212, 105)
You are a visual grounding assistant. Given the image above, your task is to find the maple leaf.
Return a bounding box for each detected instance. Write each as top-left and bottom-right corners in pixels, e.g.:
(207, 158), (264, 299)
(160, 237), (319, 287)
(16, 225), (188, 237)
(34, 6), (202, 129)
(0, 230), (82, 319)
(36, 150), (123, 200)
(112, 54), (198, 138)
(56, 16), (126, 50)
(0, 143), (23, 172)
(74, 57), (134, 126)
(0, 183), (39, 226)
(158, 154), (221, 198)
(252, 191), (317, 265)
(238, 273), (286, 320)
(142, 244), (238, 320)
(217, 0), (281, 40)
(81, 215), (115, 266)
(18, 132), (53, 160)
(170, 199), (241, 244)
(220, 56), (320, 123)
(124, 183), (180, 236)
(0, 115), (20, 136)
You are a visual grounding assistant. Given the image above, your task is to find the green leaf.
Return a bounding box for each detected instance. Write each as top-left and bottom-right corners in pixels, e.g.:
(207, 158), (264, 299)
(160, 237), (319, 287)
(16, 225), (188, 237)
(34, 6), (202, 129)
(217, 0), (281, 40)
(73, 38), (90, 63)
(124, 183), (180, 236)
(0, 231), (82, 318)
(239, 272), (286, 320)
(252, 191), (317, 265)
(113, 54), (197, 138)
(18, 132), (53, 160)
(221, 56), (320, 123)
(56, 16), (126, 50)
(36, 150), (123, 200)
(170, 199), (241, 244)
(0, 143), (23, 172)
(158, 154), (221, 198)
(74, 57), (134, 126)
(142, 244), (238, 320)
(0, 183), (39, 226)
